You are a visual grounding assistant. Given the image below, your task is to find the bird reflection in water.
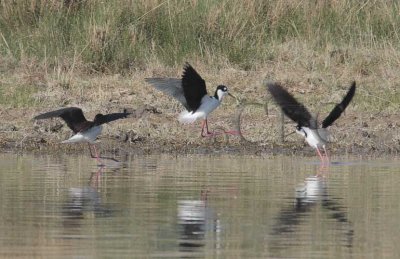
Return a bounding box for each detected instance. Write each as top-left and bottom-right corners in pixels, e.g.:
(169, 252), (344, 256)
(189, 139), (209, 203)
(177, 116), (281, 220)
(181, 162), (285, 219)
(269, 170), (354, 255)
(61, 167), (113, 229)
(177, 189), (221, 257)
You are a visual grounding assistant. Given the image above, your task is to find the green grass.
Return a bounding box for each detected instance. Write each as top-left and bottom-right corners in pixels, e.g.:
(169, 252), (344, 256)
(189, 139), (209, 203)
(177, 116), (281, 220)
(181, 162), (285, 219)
(0, 0), (399, 114)
(1, 1), (400, 71)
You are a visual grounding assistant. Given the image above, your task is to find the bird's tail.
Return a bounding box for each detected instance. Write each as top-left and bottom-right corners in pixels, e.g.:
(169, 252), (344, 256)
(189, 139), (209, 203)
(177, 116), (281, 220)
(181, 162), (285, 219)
(61, 136), (82, 143)
(61, 133), (95, 144)
(317, 128), (330, 142)
(178, 110), (203, 124)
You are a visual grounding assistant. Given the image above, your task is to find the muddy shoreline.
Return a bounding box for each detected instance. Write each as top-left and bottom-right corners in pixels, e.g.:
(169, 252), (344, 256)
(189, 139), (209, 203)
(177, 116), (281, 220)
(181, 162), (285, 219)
(1, 133), (398, 159)
(1, 104), (399, 158)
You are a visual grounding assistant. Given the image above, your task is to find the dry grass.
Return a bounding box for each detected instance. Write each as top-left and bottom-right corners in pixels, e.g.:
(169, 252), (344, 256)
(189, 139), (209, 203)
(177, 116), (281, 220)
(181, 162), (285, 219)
(1, 0), (400, 69)
(0, 1), (399, 154)
(0, 46), (399, 155)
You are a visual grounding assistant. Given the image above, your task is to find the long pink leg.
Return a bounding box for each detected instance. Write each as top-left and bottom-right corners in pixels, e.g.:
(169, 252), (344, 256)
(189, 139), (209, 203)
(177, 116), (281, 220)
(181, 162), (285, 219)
(91, 144), (102, 164)
(200, 119), (240, 137)
(88, 143), (98, 161)
(323, 146), (330, 165)
(200, 120), (207, 137)
(205, 119), (212, 135)
(201, 119), (214, 137)
(88, 143), (118, 164)
(316, 147), (325, 162)
(224, 129), (240, 136)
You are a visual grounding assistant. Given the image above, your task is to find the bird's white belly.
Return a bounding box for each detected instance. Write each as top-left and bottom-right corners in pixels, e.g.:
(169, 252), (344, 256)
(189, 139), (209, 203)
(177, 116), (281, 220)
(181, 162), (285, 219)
(301, 127), (326, 149)
(178, 96), (220, 124)
(62, 125), (103, 144)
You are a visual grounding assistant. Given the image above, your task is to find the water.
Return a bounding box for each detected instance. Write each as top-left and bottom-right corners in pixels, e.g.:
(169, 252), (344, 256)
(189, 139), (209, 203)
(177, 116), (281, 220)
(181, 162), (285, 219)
(0, 153), (399, 258)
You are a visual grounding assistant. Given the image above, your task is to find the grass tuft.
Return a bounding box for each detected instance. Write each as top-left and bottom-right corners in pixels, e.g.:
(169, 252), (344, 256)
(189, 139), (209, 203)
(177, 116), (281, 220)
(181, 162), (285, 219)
(1, 1), (400, 71)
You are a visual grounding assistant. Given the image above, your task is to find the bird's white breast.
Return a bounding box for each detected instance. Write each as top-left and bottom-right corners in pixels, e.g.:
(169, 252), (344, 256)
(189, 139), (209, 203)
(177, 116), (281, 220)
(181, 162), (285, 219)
(62, 125), (103, 144)
(298, 127), (327, 149)
(178, 96), (220, 124)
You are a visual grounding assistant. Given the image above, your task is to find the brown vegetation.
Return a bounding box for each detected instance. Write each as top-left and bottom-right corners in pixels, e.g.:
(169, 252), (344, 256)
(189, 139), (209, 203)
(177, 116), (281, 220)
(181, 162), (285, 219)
(0, 1), (399, 156)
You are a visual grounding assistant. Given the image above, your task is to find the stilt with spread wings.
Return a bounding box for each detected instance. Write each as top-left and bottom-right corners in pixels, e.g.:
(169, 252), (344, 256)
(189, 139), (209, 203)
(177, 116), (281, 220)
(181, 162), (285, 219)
(268, 82), (356, 163)
(145, 63), (237, 137)
(34, 107), (130, 163)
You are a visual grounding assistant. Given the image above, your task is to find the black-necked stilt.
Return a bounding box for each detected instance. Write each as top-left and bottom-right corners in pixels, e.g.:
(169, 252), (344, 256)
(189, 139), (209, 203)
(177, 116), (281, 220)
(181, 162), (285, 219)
(34, 107), (130, 163)
(145, 62), (236, 137)
(268, 81), (356, 162)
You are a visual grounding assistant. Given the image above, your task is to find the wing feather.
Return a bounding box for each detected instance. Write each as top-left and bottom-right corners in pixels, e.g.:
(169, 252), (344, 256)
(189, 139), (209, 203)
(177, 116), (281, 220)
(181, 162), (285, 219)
(268, 83), (315, 128)
(145, 78), (188, 109)
(34, 107), (87, 133)
(95, 112), (130, 125)
(181, 63), (208, 112)
(322, 81), (356, 128)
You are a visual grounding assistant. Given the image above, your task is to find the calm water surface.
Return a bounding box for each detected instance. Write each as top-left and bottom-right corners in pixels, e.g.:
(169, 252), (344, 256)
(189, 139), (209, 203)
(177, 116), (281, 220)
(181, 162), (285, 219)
(0, 153), (399, 258)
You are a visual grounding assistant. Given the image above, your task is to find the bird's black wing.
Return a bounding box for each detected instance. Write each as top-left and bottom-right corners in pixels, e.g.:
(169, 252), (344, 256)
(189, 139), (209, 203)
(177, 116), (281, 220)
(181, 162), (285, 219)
(268, 83), (314, 128)
(34, 107), (87, 133)
(181, 63), (208, 112)
(94, 112), (130, 126)
(145, 78), (188, 109)
(322, 81), (356, 128)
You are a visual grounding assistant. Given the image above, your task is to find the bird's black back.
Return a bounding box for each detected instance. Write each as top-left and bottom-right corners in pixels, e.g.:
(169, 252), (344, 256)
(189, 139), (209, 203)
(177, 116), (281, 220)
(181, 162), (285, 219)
(181, 63), (208, 112)
(93, 112), (130, 126)
(34, 107), (89, 133)
(322, 82), (356, 128)
(268, 83), (314, 128)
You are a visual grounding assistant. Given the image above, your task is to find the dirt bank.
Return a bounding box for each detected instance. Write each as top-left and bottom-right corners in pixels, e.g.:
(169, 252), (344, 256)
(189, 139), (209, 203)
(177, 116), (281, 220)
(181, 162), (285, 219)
(1, 101), (399, 158)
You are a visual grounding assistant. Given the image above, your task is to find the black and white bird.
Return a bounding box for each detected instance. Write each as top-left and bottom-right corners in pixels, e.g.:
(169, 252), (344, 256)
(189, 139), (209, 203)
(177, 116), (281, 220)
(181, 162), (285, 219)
(34, 107), (130, 162)
(268, 82), (356, 162)
(145, 63), (237, 137)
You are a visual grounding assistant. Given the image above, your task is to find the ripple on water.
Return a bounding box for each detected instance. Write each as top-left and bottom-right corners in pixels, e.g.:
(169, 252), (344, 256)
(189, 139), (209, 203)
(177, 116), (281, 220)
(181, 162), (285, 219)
(0, 154), (399, 258)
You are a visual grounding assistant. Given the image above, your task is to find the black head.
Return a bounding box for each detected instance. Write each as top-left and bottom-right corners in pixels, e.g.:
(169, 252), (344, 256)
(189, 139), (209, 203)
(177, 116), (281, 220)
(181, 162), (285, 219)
(214, 85), (229, 100)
